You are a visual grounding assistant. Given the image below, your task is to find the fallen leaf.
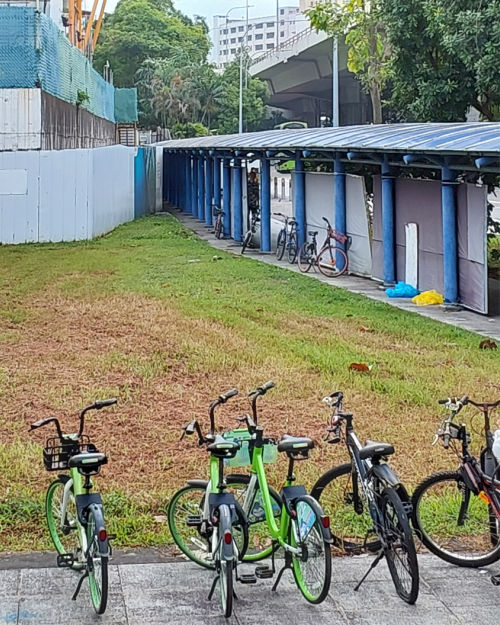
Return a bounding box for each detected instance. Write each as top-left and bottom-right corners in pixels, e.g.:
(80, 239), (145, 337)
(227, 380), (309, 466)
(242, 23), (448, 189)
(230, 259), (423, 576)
(348, 363), (373, 372)
(479, 339), (497, 350)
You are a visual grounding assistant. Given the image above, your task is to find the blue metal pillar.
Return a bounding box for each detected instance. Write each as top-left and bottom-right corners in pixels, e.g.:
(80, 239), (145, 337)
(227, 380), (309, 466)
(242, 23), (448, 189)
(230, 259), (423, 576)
(205, 156), (213, 226)
(197, 157), (205, 220)
(191, 156), (197, 216)
(295, 152), (306, 248)
(213, 157), (221, 209)
(381, 159), (396, 286)
(174, 154), (179, 207)
(233, 161), (243, 242)
(334, 157), (347, 272)
(162, 151), (168, 204)
(260, 157), (271, 252)
(185, 155), (192, 214)
(178, 154), (184, 209)
(441, 166), (459, 304)
(222, 158), (232, 237)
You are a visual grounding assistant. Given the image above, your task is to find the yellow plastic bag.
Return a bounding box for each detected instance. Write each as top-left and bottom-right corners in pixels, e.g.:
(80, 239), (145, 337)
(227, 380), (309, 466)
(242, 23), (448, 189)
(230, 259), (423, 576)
(412, 290), (444, 306)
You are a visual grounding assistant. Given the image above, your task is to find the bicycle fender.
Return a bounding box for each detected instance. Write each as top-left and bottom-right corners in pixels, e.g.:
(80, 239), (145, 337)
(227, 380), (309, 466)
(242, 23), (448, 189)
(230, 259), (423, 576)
(88, 502), (109, 558)
(295, 495), (332, 544)
(371, 464), (401, 489)
(187, 479), (208, 488)
(218, 504), (235, 561)
(57, 474), (71, 484)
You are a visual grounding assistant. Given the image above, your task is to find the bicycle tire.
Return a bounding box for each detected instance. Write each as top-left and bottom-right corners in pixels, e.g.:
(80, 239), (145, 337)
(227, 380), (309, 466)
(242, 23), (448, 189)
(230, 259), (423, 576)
(311, 463), (381, 554)
(317, 245), (348, 278)
(214, 217), (223, 239)
(298, 242), (314, 273)
(86, 507), (109, 614)
(381, 487), (419, 604)
(217, 504), (234, 618)
(241, 229), (253, 255)
(167, 477), (281, 569)
(45, 479), (84, 570)
(276, 229), (286, 260)
(412, 470), (500, 567)
(288, 232), (298, 264)
(290, 495), (332, 604)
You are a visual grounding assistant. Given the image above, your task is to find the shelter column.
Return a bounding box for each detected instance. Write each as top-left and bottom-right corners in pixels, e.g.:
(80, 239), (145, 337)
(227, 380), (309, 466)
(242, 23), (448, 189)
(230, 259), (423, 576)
(191, 155), (198, 217)
(205, 155), (213, 226)
(185, 154), (192, 214)
(175, 153), (181, 207)
(162, 151), (168, 205)
(213, 156), (221, 211)
(179, 154), (185, 210)
(260, 157), (271, 252)
(197, 156), (205, 221)
(381, 159), (396, 286)
(222, 158), (232, 237)
(441, 166), (459, 304)
(295, 152), (306, 248)
(233, 160), (243, 242)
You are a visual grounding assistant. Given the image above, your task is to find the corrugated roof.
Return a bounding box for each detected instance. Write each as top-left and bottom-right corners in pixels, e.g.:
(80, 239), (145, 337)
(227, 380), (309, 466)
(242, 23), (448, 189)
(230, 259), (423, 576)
(164, 123), (500, 157)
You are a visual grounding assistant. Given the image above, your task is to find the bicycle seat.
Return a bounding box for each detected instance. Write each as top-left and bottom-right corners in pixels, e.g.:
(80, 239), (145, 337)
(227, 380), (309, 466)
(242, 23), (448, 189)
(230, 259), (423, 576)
(359, 440), (394, 461)
(289, 219), (297, 225)
(207, 435), (240, 459)
(68, 452), (107, 470)
(277, 435), (314, 454)
(308, 231), (318, 236)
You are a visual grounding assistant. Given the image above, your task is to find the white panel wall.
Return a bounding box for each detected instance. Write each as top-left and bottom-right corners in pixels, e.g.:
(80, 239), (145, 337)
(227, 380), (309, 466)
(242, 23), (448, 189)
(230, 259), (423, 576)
(0, 89), (42, 151)
(0, 146), (135, 244)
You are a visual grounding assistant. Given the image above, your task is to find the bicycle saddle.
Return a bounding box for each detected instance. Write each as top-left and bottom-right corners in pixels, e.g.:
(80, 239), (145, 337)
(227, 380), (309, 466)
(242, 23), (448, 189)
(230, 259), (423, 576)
(359, 440), (394, 461)
(68, 452), (107, 470)
(207, 435), (240, 459)
(308, 231), (318, 236)
(277, 435), (314, 453)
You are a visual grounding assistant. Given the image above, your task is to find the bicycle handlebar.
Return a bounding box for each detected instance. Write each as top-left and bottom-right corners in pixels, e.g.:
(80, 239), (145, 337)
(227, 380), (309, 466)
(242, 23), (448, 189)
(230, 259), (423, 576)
(247, 381), (275, 424)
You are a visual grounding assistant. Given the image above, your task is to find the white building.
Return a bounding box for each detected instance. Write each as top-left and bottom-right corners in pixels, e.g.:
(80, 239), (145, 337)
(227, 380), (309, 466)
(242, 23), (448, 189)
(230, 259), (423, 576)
(212, 5), (308, 68)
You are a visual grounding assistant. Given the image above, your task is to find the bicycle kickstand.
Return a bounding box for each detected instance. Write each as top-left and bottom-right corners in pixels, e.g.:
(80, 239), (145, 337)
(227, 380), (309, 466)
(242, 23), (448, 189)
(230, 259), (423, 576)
(271, 550), (292, 593)
(72, 570), (89, 601)
(207, 575), (219, 601)
(354, 550), (384, 592)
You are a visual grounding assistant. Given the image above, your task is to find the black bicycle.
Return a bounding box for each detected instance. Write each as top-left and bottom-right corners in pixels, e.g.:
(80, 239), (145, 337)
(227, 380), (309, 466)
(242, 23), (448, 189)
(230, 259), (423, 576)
(241, 210), (260, 255)
(311, 391), (419, 604)
(298, 230), (319, 273)
(213, 204), (224, 239)
(412, 396), (500, 569)
(274, 213), (298, 263)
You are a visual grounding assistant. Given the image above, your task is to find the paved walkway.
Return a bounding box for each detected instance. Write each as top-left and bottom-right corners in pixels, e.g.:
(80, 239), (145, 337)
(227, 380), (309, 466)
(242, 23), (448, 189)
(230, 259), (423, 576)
(0, 554), (498, 624)
(167, 208), (500, 342)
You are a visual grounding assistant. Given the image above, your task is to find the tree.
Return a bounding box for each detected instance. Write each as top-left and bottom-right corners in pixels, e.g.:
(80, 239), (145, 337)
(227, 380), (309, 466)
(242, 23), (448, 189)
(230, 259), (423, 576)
(382, 0), (500, 121)
(306, 0), (390, 124)
(93, 0), (209, 87)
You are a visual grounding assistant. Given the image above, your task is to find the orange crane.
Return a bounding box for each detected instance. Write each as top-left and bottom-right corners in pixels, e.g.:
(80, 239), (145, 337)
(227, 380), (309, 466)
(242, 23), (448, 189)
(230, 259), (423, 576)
(67, 0), (107, 55)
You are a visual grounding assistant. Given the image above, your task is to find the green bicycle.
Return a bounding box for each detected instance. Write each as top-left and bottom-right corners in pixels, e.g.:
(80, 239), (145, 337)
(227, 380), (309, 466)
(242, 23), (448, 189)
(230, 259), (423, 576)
(30, 399), (116, 614)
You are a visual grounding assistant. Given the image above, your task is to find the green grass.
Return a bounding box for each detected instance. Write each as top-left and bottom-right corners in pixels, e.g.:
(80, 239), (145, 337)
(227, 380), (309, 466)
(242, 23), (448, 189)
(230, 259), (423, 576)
(0, 215), (499, 552)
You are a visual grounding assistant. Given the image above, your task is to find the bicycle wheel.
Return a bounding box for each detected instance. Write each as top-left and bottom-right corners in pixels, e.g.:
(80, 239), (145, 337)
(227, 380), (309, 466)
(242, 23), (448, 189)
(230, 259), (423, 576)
(317, 245), (348, 278)
(217, 504), (234, 618)
(276, 229), (286, 260)
(298, 242), (314, 273)
(412, 470), (500, 567)
(311, 463), (380, 554)
(290, 495), (331, 604)
(381, 487), (419, 604)
(288, 232), (298, 264)
(45, 479), (84, 569)
(214, 217), (223, 239)
(168, 477), (281, 569)
(86, 508), (109, 614)
(241, 229), (253, 255)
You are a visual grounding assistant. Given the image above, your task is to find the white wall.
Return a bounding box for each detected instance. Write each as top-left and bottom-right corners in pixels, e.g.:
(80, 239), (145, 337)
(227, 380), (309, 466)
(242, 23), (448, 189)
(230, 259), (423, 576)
(0, 89), (42, 151)
(0, 145), (135, 244)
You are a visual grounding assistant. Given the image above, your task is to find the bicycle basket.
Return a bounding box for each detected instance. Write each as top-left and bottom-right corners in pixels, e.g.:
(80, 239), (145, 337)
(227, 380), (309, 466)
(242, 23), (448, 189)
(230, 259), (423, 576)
(223, 428), (278, 468)
(43, 435), (94, 471)
(330, 229), (349, 245)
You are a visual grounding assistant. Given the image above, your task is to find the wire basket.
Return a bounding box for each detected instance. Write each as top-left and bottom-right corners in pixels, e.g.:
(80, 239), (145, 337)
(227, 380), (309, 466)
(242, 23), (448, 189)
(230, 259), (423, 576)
(43, 435), (95, 471)
(330, 229), (349, 246)
(223, 428), (278, 468)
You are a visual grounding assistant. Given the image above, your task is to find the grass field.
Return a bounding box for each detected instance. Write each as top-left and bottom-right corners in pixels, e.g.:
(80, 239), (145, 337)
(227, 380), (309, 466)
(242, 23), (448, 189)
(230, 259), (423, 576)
(0, 215), (499, 551)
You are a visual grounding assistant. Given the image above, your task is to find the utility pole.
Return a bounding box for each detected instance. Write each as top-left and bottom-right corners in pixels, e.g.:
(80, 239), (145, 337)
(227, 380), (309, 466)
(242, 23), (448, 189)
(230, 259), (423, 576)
(332, 36), (339, 126)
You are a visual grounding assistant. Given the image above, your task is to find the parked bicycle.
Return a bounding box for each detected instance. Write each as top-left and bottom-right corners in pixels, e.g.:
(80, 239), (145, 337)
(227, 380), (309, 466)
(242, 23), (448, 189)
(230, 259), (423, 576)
(241, 210), (260, 254)
(311, 391), (419, 604)
(213, 204), (224, 240)
(30, 399), (116, 614)
(274, 213), (298, 263)
(412, 396), (500, 570)
(299, 217), (350, 277)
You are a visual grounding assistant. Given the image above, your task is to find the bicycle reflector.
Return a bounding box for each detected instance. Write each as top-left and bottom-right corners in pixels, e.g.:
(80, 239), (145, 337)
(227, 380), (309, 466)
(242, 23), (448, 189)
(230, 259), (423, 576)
(224, 531), (232, 545)
(98, 529), (107, 542)
(321, 516), (330, 529)
(479, 491), (490, 504)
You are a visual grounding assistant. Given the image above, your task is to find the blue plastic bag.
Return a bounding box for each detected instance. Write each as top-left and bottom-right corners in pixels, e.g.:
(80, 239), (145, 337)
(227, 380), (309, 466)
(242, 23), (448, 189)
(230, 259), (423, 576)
(386, 281), (420, 298)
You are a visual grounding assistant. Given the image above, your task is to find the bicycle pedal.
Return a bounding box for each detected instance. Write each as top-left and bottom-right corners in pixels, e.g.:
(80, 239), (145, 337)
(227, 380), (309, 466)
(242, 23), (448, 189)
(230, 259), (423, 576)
(186, 515), (202, 527)
(238, 574), (257, 584)
(255, 566), (273, 579)
(491, 574), (500, 586)
(56, 553), (75, 568)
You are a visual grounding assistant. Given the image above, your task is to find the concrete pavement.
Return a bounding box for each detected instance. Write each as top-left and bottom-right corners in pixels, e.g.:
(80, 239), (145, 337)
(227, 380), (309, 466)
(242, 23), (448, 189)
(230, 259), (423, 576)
(0, 554), (498, 624)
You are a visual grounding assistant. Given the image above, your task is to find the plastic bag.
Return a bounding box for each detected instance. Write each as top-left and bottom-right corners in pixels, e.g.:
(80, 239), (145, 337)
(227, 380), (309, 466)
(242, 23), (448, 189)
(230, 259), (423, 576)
(412, 290), (444, 306)
(386, 281), (420, 298)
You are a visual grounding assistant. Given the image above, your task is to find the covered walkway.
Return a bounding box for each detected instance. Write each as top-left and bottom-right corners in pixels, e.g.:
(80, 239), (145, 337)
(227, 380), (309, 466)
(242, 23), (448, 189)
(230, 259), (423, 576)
(163, 123), (500, 315)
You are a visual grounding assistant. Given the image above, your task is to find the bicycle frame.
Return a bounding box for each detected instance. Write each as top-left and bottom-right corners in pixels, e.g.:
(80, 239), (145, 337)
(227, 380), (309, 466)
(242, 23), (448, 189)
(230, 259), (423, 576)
(61, 468), (90, 557)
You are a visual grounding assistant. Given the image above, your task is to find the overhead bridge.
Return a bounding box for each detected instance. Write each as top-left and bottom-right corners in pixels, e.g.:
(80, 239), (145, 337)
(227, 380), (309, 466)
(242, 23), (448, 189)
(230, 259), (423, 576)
(163, 123), (500, 315)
